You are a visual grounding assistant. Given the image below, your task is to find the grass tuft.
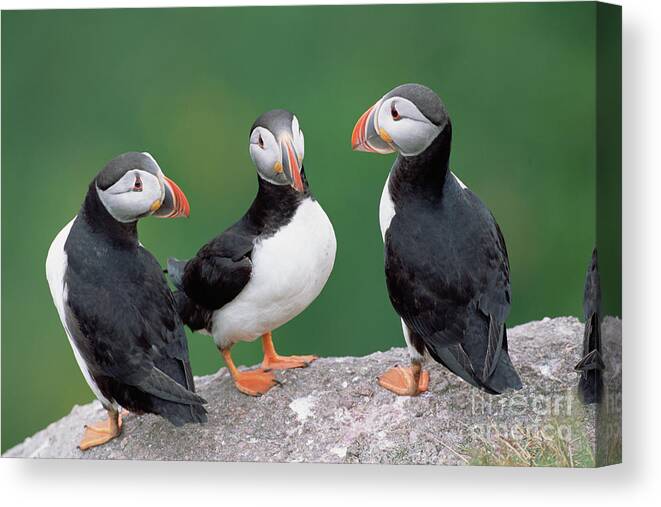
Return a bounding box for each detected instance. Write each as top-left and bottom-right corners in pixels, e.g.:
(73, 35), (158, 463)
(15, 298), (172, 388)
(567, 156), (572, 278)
(463, 416), (595, 468)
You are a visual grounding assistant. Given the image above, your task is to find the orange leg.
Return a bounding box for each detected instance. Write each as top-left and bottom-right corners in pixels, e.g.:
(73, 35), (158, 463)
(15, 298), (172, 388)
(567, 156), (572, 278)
(377, 362), (430, 396)
(79, 409), (122, 450)
(260, 332), (318, 371)
(221, 347), (279, 396)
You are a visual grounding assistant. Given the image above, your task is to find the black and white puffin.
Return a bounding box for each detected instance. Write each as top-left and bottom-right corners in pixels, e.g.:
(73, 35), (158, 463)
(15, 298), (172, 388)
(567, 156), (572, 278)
(168, 109), (336, 397)
(351, 83), (522, 396)
(575, 248), (604, 405)
(45, 152), (206, 450)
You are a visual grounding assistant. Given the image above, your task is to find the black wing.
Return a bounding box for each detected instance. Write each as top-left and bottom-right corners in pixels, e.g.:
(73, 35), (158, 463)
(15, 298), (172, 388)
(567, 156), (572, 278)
(65, 246), (206, 411)
(385, 185), (512, 385)
(178, 228), (254, 311)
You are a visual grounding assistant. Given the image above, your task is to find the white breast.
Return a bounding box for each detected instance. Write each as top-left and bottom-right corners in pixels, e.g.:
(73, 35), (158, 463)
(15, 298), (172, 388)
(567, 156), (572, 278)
(45, 217), (115, 408)
(211, 198), (337, 349)
(379, 170), (468, 242)
(379, 172), (396, 241)
(453, 172), (468, 189)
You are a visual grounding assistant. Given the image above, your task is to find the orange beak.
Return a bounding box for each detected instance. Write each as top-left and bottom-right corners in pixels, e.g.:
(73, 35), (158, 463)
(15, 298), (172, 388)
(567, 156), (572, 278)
(281, 139), (305, 192)
(153, 175), (190, 218)
(351, 99), (396, 154)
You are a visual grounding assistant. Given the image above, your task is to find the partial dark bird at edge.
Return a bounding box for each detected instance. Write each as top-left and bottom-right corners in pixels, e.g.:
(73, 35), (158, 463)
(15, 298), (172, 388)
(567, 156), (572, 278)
(575, 247), (604, 405)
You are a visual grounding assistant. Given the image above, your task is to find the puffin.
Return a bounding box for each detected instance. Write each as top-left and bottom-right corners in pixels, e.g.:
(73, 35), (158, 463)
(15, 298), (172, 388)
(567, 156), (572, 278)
(168, 109), (336, 397)
(351, 83), (522, 396)
(45, 152), (207, 450)
(574, 248), (604, 404)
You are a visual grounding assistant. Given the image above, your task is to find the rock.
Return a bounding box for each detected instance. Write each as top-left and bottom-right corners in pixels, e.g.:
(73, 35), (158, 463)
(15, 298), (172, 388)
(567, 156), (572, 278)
(3, 317), (622, 465)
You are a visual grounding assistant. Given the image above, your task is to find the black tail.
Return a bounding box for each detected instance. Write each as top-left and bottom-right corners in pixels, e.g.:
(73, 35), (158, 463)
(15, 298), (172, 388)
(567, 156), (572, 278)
(577, 369), (603, 405)
(575, 348), (605, 405)
(427, 321), (522, 395)
(167, 257), (188, 290)
(142, 358), (208, 426)
(100, 377), (208, 426)
(173, 289), (212, 333)
(483, 324), (523, 394)
(484, 352), (523, 394)
(167, 257), (213, 333)
(151, 397), (208, 426)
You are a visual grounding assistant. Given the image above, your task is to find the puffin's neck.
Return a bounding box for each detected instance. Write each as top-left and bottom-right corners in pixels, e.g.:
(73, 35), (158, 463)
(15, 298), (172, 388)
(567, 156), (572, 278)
(79, 182), (139, 249)
(244, 174), (309, 233)
(389, 122), (452, 204)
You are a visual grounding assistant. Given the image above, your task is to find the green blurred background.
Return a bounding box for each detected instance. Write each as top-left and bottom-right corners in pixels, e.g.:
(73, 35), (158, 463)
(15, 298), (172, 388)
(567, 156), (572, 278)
(1, 3), (615, 451)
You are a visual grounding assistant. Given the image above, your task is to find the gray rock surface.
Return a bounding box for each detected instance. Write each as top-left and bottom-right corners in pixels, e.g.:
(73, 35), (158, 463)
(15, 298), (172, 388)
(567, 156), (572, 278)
(4, 317), (622, 465)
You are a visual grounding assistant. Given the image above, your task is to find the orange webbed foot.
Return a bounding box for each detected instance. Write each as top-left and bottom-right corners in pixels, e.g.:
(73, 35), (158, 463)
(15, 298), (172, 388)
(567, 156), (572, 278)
(261, 354), (318, 371)
(260, 332), (318, 371)
(79, 411), (122, 450)
(233, 369), (281, 396)
(378, 365), (429, 396)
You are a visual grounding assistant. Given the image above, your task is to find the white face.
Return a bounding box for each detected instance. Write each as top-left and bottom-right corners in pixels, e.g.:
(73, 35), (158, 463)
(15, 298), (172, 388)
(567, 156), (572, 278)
(96, 169), (164, 223)
(375, 97), (442, 157)
(249, 116), (305, 186)
(291, 115), (305, 161)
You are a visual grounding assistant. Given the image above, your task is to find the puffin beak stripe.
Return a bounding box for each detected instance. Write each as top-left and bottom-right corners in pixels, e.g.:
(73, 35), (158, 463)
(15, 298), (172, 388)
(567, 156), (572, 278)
(153, 176), (190, 218)
(351, 105), (372, 151)
(282, 140), (305, 192)
(351, 100), (396, 154)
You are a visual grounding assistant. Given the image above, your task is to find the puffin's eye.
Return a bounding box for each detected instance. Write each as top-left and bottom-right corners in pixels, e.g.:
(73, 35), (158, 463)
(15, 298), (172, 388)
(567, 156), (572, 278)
(132, 175), (143, 192)
(258, 134), (264, 149)
(391, 105), (401, 121)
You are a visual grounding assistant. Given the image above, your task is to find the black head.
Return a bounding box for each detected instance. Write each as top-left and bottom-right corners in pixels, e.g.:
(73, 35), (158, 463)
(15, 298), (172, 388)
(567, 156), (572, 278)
(96, 152), (161, 191)
(94, 152), (190, 223)
(383, 83), (448, 127)
(352, 83), (450, 157)
(248, 109), (306, 192)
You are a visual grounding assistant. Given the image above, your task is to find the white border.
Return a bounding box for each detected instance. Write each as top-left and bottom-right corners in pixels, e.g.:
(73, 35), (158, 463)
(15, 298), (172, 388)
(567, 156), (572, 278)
(2, 0), (660, 505)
